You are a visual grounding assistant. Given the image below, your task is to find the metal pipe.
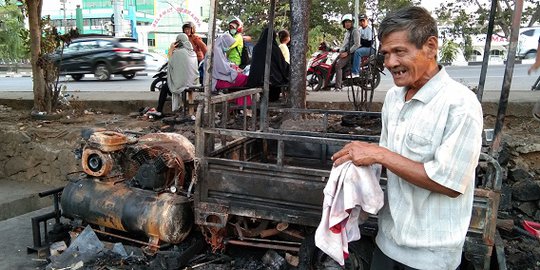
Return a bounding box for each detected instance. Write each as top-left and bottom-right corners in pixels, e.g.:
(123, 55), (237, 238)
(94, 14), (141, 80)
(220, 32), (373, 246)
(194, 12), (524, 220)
(38, 187), (63, 197)
(261, 0), (277, 131)
(92, 228), (160, 248)
(259, 228), (280, 238)
(277, 140), (284, 166)
(477, 0), (498, 102)
(490, 0), (524, 155)
(203, 0), (218, 115)
(225, 239), (300, 252)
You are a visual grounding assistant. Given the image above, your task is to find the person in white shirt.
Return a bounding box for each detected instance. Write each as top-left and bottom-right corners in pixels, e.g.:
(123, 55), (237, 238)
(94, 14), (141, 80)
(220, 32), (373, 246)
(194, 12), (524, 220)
(351, 14), (374, 76)
(278, 29), (290, 64)
(331, 7), (483, 270)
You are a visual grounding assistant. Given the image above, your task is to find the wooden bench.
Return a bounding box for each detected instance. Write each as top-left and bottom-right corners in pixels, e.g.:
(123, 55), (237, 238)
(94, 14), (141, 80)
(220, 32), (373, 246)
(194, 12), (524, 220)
(182, 86), (204, 115)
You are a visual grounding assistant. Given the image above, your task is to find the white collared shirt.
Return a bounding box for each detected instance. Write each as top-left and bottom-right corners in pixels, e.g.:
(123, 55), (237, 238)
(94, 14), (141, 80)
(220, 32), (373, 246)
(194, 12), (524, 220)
(376, 67), (483, 270)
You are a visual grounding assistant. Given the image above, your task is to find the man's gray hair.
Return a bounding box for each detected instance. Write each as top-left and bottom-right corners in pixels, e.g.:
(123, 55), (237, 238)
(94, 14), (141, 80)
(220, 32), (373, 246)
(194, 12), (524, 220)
(378, 6), (438, 49)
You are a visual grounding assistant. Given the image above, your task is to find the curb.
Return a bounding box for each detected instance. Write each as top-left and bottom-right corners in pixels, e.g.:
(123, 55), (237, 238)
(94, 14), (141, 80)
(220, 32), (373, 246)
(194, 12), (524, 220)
(0, 72), (149, 78)
(0, 73), (32, 78)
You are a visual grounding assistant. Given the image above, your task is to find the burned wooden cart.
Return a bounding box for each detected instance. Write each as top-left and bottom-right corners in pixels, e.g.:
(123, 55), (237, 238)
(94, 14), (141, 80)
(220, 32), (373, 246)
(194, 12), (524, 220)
(191, 87), (503, 269)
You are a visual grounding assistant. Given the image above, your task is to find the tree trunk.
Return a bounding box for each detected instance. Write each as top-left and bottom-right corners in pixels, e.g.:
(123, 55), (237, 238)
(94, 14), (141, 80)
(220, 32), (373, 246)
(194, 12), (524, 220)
(25, 0), (47, 112)
(289, 0), (310, 116)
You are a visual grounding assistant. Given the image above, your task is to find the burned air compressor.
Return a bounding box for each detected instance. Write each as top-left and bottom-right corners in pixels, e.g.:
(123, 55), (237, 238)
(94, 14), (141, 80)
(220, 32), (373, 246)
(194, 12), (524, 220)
(61, 130), (195, 246)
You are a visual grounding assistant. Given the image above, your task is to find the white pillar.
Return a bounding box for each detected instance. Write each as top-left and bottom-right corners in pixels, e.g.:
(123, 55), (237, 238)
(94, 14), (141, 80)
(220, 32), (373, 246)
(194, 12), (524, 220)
(137, 26), (150, 52)
(113, 0), (125, 37)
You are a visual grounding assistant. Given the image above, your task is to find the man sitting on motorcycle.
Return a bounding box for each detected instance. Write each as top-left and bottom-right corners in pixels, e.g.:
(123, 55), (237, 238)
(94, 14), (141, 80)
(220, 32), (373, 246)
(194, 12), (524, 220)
(335, 14), (360, 91)
(351, 14), (375, 76)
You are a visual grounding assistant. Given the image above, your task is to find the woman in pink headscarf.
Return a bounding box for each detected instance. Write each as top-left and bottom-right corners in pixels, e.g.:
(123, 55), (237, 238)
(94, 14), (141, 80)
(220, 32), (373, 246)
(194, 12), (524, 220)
(212, 34), (250, 106)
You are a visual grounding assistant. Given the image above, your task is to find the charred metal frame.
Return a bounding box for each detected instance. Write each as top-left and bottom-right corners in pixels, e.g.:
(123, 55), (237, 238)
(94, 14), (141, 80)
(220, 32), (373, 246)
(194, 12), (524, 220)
(193, 1), (508, 269)
(27, 187), (63, 258)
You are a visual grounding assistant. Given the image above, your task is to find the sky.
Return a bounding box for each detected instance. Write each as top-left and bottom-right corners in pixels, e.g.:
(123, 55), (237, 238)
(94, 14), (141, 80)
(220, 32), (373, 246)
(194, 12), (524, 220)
(420, 0), (444, 12)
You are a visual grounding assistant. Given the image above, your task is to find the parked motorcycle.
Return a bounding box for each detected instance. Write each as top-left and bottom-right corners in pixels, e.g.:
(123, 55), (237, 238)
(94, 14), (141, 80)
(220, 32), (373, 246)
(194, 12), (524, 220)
(306, 41), (335, 91)
(306, 41), (384, 92)
(151, 60), (207, 92)
(150, 62), (168, 92)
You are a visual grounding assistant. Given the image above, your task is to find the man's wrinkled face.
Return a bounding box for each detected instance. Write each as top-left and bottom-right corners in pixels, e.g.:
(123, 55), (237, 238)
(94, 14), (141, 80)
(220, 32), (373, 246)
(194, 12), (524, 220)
(380, 30), (435, 88)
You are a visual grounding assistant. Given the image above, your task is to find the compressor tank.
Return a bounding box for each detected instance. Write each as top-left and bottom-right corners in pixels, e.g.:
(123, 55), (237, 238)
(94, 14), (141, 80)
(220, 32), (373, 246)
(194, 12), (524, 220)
(61, 178), (193, 244)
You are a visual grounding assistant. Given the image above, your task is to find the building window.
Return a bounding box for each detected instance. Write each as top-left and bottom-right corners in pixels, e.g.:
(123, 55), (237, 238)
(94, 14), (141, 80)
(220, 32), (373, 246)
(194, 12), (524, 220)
(148, 39), (155, 47)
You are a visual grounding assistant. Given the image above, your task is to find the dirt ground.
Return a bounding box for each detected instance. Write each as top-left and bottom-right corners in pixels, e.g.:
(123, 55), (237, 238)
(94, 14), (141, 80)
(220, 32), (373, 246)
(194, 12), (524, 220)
(1, 106), (540, 269)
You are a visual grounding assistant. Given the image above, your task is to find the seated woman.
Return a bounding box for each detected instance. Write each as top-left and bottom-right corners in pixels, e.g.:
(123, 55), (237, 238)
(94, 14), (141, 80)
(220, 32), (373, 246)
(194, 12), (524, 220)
(247, 27), (290, 102)
(212, 34), (250, 106)
(157, 33), (199, 115)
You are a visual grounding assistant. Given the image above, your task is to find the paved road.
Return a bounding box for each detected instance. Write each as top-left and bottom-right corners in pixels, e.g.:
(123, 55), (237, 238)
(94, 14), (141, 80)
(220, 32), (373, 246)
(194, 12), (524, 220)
(0, 64), (539, 92)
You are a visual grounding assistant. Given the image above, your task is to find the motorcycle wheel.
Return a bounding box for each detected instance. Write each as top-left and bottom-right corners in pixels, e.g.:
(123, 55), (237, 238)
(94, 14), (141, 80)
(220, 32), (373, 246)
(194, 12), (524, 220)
(150, 77), (167, 92)
(355, 68), (381, 91)
(307, 72), (324, 92)
(298, 233), (373, 270)
(369, 70), (381, 90)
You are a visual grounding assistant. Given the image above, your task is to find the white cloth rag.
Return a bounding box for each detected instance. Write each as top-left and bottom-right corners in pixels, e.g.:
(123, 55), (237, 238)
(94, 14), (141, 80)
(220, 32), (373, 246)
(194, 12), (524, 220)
(315, 161), (384, 266)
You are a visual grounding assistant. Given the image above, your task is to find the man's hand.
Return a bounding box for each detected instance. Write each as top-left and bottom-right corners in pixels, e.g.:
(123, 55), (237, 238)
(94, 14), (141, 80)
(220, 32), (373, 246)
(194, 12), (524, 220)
(168, 42), (178, 59)
(529, 62), (540, 75)
(339, 52), (348, 59)
(331, 141), (385, 167)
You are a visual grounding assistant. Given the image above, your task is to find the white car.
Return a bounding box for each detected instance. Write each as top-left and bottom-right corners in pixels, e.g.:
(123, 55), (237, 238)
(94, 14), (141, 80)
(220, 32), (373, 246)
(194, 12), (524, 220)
(143, 52), (167, 71)
(516, 27), (540, 59)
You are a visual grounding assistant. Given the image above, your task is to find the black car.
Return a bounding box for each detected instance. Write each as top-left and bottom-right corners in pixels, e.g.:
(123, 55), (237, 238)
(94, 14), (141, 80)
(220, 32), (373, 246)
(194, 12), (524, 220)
(51, 36), (146, 81)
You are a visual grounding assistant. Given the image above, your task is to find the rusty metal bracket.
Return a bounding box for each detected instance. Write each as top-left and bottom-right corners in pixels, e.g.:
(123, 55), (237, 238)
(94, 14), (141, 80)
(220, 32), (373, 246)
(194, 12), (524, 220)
(194, 202), (229, 228)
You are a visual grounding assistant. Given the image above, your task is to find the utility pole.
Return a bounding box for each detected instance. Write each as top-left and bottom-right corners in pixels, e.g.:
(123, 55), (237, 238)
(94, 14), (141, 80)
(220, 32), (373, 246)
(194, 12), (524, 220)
(113, 0), (124, 37)
(354, 0), (359, 29)
(61, 0), (67, 34)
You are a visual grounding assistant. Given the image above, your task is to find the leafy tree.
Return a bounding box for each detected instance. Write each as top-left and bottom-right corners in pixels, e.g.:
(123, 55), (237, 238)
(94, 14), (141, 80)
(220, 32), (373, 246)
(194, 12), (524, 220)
(440, 39), (459, 64)
(216, 0), (419, 51)
(22, 0), (77, 114)
(0, 0), (28, 62)
(435, 0), (539, 60)
(216, 0), (350, 45)
(370, 0), (420, 23)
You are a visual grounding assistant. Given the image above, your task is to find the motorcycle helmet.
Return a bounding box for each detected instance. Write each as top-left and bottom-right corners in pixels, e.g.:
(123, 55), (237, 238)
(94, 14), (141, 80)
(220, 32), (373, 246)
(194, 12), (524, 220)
(318, 41), (329, 51)
(182, 21), (196, 34)
(228, 17), (243, 33)
(341, 14), (354, 27)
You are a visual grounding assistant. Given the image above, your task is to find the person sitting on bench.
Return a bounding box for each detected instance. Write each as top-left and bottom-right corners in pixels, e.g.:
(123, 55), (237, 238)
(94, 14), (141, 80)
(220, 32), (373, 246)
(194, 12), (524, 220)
(157, 33), (199, 115)
(212, 34), (251, 107)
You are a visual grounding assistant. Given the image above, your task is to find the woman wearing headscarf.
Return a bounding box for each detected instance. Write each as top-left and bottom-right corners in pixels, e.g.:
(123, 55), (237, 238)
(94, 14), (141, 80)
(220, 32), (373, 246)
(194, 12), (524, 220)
(212, 34), (249, 91)
(247, 27), (290, 102)
(157, 33), (199, 114)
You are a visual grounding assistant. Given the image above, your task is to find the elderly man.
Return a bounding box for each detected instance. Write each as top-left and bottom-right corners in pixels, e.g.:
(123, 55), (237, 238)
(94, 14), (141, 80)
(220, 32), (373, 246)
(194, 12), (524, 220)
(332, 7), (483, 270)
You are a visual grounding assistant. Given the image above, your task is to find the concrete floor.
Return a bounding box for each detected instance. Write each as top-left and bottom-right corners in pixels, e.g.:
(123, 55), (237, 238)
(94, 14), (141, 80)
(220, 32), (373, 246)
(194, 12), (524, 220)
(0, 206), (55, 270)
